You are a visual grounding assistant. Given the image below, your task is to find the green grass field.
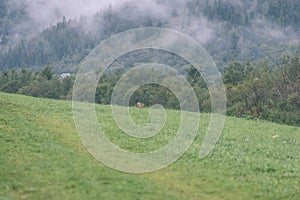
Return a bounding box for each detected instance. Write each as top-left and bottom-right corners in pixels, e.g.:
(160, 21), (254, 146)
(0, 92), (299, 200)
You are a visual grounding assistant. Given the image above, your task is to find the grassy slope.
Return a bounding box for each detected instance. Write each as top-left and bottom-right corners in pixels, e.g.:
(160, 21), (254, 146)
(0, 92), (299, 200)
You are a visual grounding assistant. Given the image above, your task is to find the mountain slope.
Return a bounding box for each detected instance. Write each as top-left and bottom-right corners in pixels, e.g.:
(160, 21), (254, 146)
(0, 92), (299, 199)
(0, 0), (299, 71)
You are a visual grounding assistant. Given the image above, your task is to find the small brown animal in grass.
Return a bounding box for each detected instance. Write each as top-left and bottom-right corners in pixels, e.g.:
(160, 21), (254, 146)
(136, 102), (144, 108)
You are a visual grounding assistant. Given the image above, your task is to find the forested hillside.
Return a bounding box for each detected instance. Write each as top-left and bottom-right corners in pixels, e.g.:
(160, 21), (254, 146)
(0, 0), (299, 72)
(1, 54), (299, 126)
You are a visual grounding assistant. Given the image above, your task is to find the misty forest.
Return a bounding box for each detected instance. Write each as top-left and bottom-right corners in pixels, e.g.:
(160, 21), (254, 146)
(0, 0), (299, 125)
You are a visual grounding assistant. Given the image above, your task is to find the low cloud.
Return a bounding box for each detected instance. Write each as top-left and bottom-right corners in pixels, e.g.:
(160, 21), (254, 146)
(24, 0), (122, 28)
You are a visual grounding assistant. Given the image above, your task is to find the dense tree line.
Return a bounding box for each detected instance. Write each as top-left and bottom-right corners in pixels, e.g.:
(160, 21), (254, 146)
(224, 55), (300, 125)
(1, 54), (299, 126)
(0, 65), (73, 100)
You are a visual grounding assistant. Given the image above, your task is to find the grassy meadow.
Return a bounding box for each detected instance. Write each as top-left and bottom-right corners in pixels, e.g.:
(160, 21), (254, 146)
(0, 92), (299, 200)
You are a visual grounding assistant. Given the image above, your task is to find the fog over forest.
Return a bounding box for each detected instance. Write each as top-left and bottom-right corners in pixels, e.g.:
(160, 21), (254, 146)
(0, 0), (299, 70)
